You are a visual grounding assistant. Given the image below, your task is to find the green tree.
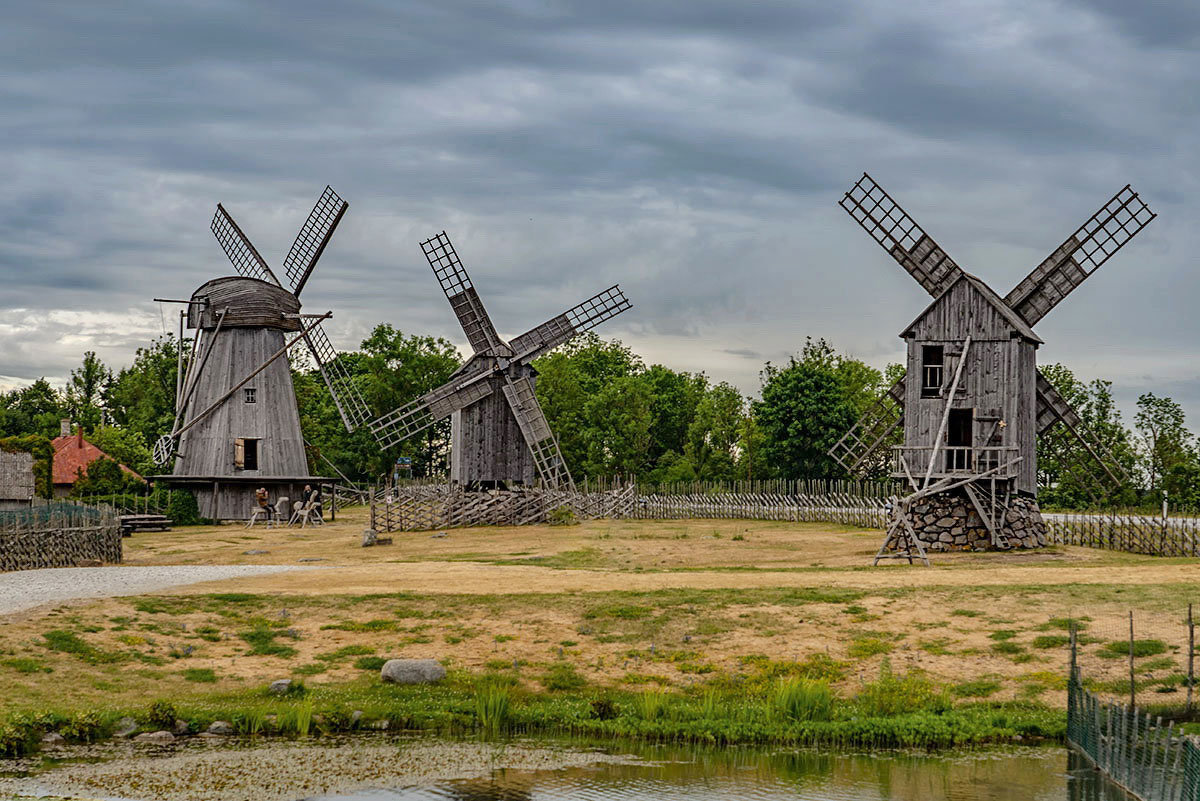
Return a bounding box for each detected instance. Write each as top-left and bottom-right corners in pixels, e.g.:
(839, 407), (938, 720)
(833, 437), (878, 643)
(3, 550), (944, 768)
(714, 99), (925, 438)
(751, 339), (870, 479)
(105, 336), (184, 447)
(64, 351), (111, 431)
(535, 335), (643, 477)
(1134, 392), (1193, 496)
(71, 458), (143, 496)
(88, 425), (154, 476)
(0, 379), (65, 439)
(581, 375), (653, 478)
(685, 382), (746, 482)
(1037, 364), (1137, 508)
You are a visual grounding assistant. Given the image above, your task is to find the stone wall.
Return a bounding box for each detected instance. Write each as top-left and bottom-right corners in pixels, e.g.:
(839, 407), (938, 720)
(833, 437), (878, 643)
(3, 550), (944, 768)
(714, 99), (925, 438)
(902, 490), (1047, 551)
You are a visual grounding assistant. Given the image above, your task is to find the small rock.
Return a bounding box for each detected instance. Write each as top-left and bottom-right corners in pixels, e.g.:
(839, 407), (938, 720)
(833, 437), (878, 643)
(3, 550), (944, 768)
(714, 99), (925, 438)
(41, 732), (66, 745)
(370, 719), (390, 730)
(133, 730), (175, 745)
(430, 531), (448, 539)
(351, 710), (364, 726)
(380, 658), (446, 685)
(173, 719), (191, 736)
(206, 720), (234, 735)
(243, 549), (270, 555)
(297, 557), (327, 562)
(112, 716), (138, 738)
(362, 529), (378, 547)
(269, 679), (293, 695)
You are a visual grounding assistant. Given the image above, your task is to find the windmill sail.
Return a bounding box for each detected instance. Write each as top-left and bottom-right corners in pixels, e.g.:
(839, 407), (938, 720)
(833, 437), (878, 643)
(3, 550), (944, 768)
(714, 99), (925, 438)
(1034, 371), (1127, 493)
(301, 320), (373, 432)
(369, 370), (495, 450)
(500, 375), (572, 489)
(509, 285), (632, 361)
(840, 173), (964, 298)
(211, 204), (281, 286)
(829, 375), (906, 476)
(421, 232), (506, 355)
(284, 185), (349, 297)
(1006, 186), (1155, 326)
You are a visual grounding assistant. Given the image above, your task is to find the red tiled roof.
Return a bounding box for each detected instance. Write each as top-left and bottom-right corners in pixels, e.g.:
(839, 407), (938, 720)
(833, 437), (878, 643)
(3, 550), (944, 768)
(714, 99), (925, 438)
(50, 431), (145, 486)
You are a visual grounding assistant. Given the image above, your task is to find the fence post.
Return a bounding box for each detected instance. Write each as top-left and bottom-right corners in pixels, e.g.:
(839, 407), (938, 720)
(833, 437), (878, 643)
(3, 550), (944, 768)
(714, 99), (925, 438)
(1189, 603), (1195, 716)
(1129, 610), (1137, 711)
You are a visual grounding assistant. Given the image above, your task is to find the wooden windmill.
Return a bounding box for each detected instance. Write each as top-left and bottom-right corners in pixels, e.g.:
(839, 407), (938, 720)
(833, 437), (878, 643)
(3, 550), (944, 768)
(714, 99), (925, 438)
(829, 173), (1155, 558)
(368, 232), (631, 489)
(153, 187), (374, 520)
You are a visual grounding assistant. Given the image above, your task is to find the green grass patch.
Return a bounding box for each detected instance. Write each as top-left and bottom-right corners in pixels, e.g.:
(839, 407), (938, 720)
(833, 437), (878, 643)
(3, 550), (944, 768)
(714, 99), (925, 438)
(239, 627), (298, 658)
(1099, 639), (1168, 659)
(182, 668), (217, 683)
(2, 658), (52, 674)
(848, 637), (893, 659)
(1032, 635), (1070, 649)
(41, 630), (123, 664)
(354, 656), (387, 671)
(541, 663), (587, 692)
(953, 679), (1002, 698)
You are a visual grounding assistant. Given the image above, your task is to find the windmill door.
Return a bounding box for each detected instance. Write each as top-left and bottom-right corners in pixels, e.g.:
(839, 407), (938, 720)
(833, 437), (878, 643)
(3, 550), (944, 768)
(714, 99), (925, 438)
(946, 409), (973, 472)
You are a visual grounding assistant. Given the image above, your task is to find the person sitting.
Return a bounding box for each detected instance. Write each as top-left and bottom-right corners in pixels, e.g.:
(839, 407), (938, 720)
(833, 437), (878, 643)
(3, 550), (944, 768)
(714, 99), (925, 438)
(247, 487), (271, 527)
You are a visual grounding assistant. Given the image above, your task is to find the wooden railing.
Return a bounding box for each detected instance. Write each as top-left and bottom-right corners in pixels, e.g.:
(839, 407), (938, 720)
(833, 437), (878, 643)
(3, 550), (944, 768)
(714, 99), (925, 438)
(891, 446), (1021, 480)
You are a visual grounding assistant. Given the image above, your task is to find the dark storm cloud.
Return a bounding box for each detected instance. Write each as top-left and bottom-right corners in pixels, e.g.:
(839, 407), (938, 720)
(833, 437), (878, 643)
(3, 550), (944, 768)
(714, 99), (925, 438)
(0, 0), (1196, 432)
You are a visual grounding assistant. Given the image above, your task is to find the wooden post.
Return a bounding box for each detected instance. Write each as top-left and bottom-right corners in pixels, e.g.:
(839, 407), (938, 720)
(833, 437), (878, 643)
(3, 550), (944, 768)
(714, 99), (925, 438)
(1189, 603), (1195, 715)
(1129, 610), (1136, 711)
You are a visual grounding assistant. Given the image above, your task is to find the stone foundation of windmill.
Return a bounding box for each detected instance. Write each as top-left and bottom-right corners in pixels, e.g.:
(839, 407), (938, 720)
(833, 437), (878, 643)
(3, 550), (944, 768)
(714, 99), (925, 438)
(899, 491), (1047, 551)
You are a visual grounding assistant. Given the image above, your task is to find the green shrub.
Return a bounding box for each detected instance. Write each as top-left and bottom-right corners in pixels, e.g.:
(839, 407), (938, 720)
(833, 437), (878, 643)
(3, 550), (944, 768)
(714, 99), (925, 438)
(772, 678), (834, 722)
(541, 663), (587, 692)
(59, 711), (108, 742)
(0, 719), (37, 757)
(547, 506), (578, 526)
(146, 700), (178, 730)
(855, 662), (951, 717)
(589, 697), (618, 720)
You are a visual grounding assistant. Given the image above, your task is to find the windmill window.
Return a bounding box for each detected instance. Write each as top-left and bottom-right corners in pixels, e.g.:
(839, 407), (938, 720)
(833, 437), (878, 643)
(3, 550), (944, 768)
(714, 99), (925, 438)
(921, 346), (944, 398)
(234, 438), (260, 471)
(244, 388), (257, 404)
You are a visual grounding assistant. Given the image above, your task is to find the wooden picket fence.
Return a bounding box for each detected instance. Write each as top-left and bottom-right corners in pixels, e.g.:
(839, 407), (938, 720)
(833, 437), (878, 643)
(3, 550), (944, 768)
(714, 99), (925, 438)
(371, 479), (889, 533)
(1046, 511), (1200, 558)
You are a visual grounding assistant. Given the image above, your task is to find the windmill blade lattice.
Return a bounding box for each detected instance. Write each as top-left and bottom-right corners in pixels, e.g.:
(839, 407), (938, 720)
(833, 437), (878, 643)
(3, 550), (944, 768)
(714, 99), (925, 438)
(501, 375), (573, 490)
(301, 320), (373, 432)
(421, 232), (506, 355)
(509, 285), (632, 361)
(211, 204), (281, 286)
(840, 173), (964, 298)
(829, 375), (906, 476)
(370, 372), (496, 450)
(1005, 186), (1155, 327)
(284, 185), (349, 297)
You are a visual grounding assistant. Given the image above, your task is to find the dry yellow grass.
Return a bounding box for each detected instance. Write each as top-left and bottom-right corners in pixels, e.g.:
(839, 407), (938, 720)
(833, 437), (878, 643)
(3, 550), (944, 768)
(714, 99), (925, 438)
(1, 511), (1196, 714)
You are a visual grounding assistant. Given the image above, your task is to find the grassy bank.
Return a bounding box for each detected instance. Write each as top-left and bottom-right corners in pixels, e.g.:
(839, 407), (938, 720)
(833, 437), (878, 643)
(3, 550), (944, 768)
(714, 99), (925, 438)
(0, 661), (1065, 759)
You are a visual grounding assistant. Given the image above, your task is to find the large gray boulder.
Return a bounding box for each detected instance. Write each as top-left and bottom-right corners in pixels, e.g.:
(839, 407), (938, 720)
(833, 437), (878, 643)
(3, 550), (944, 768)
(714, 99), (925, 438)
(133, 730), (175, 745)
(380, 658), (445, 685)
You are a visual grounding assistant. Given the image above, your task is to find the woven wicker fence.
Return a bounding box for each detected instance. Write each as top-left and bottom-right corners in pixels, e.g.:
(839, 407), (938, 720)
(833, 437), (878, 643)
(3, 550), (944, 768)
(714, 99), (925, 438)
(0, 501), (122, 572)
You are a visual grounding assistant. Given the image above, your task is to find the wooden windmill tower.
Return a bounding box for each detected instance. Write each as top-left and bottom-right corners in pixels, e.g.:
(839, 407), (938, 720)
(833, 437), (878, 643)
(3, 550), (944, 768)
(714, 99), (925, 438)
(369, 232), (631, 489)
(829, 173), (1155, 558)
(152, 187), (374, 520)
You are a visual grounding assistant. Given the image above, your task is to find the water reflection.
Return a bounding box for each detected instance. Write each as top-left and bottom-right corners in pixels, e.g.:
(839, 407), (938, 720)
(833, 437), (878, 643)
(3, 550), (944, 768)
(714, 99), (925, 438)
(320, 745), (1127, 801)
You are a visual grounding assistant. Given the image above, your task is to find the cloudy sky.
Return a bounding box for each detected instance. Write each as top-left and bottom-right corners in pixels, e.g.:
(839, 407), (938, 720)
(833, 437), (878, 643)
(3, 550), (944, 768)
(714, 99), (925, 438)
(1, 0), (1197, 432)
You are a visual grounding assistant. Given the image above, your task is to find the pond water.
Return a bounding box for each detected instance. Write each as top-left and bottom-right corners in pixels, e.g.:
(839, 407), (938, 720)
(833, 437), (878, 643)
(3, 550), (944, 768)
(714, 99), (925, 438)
(317, 744), (1121, 801)
(1, 738), (1125, 801)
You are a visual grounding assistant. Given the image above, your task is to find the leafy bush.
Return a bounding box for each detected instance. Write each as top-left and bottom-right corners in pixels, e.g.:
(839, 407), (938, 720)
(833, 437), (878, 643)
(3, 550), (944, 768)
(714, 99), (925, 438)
(59, 711), (108, 742)
(590, 697), (618, 720)
(547, 505), (578, 526)
(773, 678), (834, 722)
(147, 700), (177, 729)
(855, 662), (950, 717)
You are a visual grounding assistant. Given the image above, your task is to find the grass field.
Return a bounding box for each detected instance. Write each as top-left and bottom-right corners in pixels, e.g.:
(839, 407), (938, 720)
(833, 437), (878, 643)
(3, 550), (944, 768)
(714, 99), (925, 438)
(1, 507), (1196, 722)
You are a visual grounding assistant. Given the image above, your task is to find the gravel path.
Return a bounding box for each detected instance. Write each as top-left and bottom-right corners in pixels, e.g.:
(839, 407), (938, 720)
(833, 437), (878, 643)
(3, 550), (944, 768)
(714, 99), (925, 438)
(0, 565), (312, 616)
